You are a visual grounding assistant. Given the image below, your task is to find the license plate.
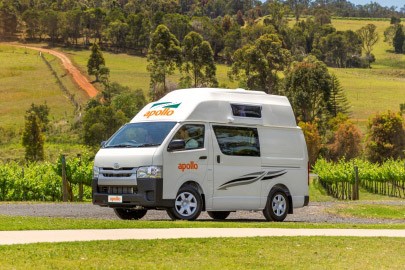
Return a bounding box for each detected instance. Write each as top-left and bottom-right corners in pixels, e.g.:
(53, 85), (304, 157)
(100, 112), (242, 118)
(108, 195), (123, 203)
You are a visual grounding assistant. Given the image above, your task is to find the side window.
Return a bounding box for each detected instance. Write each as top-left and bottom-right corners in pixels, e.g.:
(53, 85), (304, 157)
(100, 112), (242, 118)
(171, 124), (205, 150)
(213, 126), (260, 157)
(231, 104), (262, 118)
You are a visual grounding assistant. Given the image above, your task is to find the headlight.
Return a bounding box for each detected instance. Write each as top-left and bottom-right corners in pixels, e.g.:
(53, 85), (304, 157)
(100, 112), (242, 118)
(93, 166), (100, 179)
(137, 166), (162, 179)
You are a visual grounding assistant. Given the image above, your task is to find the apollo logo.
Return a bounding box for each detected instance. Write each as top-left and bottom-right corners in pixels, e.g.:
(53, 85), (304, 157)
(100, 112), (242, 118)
(178, 161), (199, 172)
(144, 102), (181, 118)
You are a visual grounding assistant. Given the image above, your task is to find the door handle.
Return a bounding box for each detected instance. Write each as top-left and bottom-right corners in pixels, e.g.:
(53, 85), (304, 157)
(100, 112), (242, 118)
(217, 155), (220, 163)
(199, 156), (207, 160)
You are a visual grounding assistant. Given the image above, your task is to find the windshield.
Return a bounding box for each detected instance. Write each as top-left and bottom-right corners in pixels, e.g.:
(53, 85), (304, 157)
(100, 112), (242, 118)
(104, 122), (176, 148)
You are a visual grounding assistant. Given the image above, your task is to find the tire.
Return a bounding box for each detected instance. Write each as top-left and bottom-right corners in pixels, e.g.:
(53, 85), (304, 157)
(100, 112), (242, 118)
(167, 185), (202, 221)
(207, 211), (231, 220)
(113, 208), (147, 220)
(263, 188), (289, 222)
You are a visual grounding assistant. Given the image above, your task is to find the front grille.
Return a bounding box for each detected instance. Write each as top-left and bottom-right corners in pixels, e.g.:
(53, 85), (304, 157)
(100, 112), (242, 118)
(100, 167), (136, 178)
(99, 186), (137, 194)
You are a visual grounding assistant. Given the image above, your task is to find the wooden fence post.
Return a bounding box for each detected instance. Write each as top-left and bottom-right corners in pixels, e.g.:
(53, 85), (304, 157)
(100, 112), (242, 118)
(353, 165), (359, 200)
(61, 155), (68, 202)
(78, 153), (83, 202)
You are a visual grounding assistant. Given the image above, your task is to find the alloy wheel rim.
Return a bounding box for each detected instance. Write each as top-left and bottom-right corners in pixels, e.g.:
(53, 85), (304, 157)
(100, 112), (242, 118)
(272, 194), (286, 216)
(175, 192), (197, 217)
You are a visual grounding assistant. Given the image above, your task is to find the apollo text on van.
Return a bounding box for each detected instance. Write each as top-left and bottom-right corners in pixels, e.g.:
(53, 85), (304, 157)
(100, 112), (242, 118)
(92, 88), (309, 221)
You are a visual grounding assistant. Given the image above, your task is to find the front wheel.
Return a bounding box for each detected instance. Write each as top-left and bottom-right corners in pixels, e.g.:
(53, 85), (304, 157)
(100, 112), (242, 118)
(263, 188), (289, 222)
(167, 185), (202, 221)
(114, 208), (147, 220)
(207, 211), (231, 220)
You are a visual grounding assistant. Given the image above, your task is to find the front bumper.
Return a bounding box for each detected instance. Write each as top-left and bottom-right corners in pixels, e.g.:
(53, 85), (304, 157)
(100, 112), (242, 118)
(92, 177), (173, 208)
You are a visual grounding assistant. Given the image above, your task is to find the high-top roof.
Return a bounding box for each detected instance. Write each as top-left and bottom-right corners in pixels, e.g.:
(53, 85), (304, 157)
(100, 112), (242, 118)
(131, 88), (297, 127)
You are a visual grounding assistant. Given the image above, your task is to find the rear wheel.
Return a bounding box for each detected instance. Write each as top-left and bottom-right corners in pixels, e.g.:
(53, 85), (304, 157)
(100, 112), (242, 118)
(114, 208), (147, 220)
(207, 211), (231, 220)
(263, 188), (289, 222)
(167, 185), (202, 221)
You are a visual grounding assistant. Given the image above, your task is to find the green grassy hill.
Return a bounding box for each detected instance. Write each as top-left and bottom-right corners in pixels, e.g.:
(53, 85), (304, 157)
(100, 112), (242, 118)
(0, 18), (404, 161)
(330, 19), (405, 129)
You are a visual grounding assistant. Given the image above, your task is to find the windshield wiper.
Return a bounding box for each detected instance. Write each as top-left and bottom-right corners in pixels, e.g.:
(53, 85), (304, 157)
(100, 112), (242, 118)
(136, 143), (160, 147)
(105, 144), (136, 148)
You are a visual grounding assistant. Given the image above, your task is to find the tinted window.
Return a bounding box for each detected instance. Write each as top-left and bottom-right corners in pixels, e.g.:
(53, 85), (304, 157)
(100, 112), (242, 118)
(170, 124), (205, 150)
(213, 126), (260, 157)
(231, 104), (262, 118)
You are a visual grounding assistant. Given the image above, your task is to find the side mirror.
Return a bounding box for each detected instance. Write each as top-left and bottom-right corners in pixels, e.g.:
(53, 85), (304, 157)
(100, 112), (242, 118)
(167, 139), (185, 152)
(100, 141), (106, 148)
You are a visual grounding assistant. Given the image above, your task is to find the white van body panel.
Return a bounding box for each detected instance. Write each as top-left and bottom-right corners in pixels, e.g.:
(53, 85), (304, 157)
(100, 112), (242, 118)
(93, 88), (309, 217)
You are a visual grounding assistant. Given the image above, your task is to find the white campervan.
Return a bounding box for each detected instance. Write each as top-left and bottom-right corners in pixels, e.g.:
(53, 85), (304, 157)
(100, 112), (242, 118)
(92, 88), (309, 221)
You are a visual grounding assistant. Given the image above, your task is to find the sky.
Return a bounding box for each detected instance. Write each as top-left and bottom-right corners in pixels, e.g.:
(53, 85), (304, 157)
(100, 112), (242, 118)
(348, 0), (404, 9)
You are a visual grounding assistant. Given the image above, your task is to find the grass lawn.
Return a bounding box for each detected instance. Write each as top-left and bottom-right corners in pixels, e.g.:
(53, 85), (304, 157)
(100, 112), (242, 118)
(328, 203), (405, 220)
(0, 237), (404, 269)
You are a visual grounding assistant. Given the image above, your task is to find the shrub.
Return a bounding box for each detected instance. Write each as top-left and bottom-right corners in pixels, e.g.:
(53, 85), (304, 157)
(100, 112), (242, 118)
(299, 121), (321, 166)
(365, 111), (405, 163)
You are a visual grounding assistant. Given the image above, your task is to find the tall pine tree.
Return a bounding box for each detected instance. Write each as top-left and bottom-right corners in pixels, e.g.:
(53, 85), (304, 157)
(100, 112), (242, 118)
(328, 74), (350, 117)
(22, 111), (45, 162)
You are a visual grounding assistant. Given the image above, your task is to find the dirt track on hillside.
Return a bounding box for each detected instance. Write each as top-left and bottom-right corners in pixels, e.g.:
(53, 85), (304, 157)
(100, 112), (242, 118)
(7, 43), (98, 98)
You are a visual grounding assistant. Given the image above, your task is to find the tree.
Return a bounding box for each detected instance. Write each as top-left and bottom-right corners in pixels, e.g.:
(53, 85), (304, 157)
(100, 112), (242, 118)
(314, 8), (331, 26)
(365, 111), (405, 163)
(105, 20), (129, 51)
(82, 105), (127, 146)
(229, 33), (291, 94)
(284, 56), (332, 123)
(181, 31), (218, 88)
(287, 0), (309, 22)
(22, 111), (45, 162)
(27, 103), (50, 132)
(298, 121), (321, 166)
(328, 121), (362, 161)
(112, 89), (147, 119)
(147, 25), (182, 100)
(393, 24), (404, 53)
(328, 74), (350, 118)
(0, 1), (18, 37)
(356, 24), (379, 67)
(87, 43), (109, 82)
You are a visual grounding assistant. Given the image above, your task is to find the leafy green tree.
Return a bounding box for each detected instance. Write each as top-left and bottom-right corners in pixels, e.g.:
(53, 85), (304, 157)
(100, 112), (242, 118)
(126, 13), (151, 52)
(229, 33), (291, 94)
(87, 43), (109, 82)
(356, 24), (379, 67)
(181, 31), (218, 88)
(82, 106), (127, 146)
(0, 1), (18, 36)
(284, 56), (332, 123)
(112, 89), (147, 119)
(147, 24), (182, 100)
(22, 111), (45, 162)
(27, 103), (50, 132)
(191, 16), (223, 59)
(105, 20), (129, 51)
(314, 8), (331, 26)
(22, 9), (42, 40)
(357, 24), (379, 56)
(41, 9), (61, 44)
(163, 13), (191, 42)
(287, 0), (310, 21)
(365, 111), (405, 163)
(328, 74), (350, 118)
(393, 24), (404, 53)
(63, 9), (83, 45)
